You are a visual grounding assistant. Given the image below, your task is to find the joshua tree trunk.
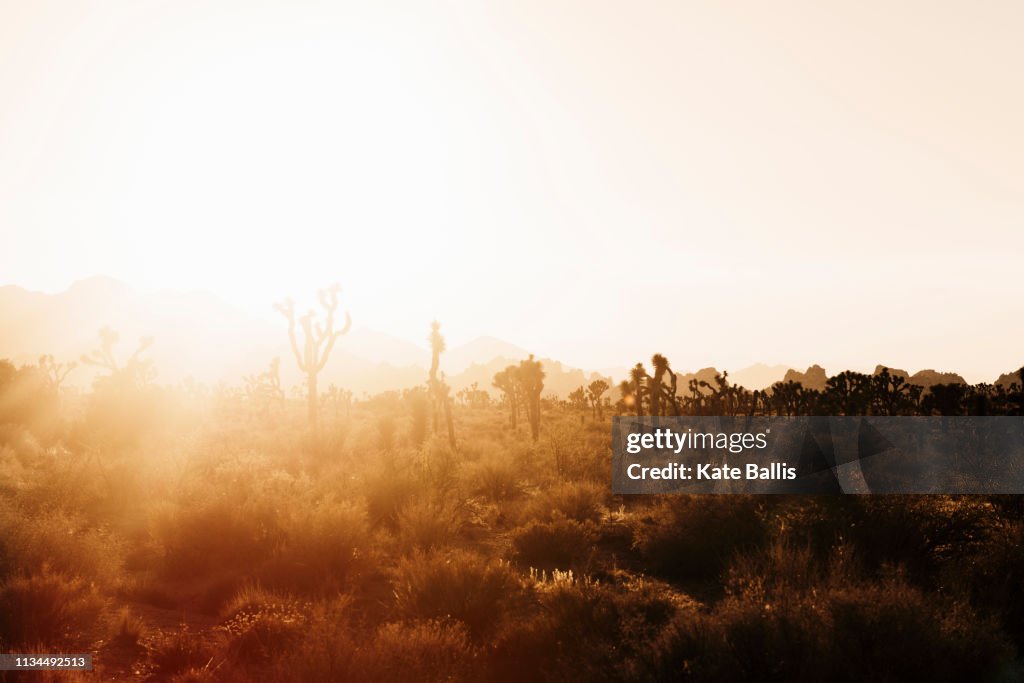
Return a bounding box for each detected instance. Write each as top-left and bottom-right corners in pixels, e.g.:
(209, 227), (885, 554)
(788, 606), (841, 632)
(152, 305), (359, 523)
(445, 399), (456, 450)
(307, 373), (318, 427)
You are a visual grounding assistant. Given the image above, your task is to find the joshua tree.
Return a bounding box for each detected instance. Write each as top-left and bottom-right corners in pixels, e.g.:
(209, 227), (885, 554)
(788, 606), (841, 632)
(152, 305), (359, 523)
(923, 383), (966, 417)
(428, 321), (445, 420)
(80, 327), (155, 387)
(629, 363), (647, 416)
(461, 382), (489, 409)
(872, 367), (919, 416)
(493, 366), (520, 428)
(517, 355), (545, 441)
(569, 386), (588, 411)
(825, 371), (872, 416)
(1011, 367), (1024, 415)
(39, 354), (76, 389)
(587, 379), (609, 419)
(244, 357), (285, 415)
(647, 354), (681, 416)
(769, 380), (805, 416)
(275, 284), (351, 433)
(617, 380), (634, 414)
(426, 321), (456, 450)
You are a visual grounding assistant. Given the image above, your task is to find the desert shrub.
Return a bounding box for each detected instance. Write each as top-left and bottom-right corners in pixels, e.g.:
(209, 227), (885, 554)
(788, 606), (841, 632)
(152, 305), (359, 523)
(465, 456), (522, 502)
(111, 607), (146, 646)
(392, 550), (525, 638)
(364, 471), (417, 529)
(259, 615), (482, 683)
(777, 496), (993, 581)
(221, 610), (305, 668)
(511, 518), (596, 570)
(78, 379), (166, 455)
(395, 499), (458, 554)
(490, 570), (682, 682)
(456, 435), (504, 464)
(151, 490), (282, 583)
(151, 625), (216, 678)
(350, 620), (482, 682)
(420, 436), (461, 497)
(843, 496), (992, 578)
(520, 481), (606, 524)
(261, 499), (370, 594)
(252, 602), (355, 682)
(648, 542), (1013, 682)
(0, 502), (123, 587)
(0, 567), (104, 648)
(966, 518), (1024, 639)
(405, 388), (430, 446)
(631, 495), (768, 581)
(0, 361), (59, 434)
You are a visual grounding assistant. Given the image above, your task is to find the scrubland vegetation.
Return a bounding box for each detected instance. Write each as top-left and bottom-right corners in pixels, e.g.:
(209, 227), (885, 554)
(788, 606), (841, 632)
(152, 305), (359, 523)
(1, 332), (1023, 681)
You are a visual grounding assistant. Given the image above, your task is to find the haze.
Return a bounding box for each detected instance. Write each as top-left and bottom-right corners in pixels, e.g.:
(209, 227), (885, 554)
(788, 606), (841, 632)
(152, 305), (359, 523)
(2, 0), (1022, 382)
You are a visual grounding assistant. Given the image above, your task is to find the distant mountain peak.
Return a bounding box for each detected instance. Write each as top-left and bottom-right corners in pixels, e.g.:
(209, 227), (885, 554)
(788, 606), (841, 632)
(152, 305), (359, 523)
(68, 275), (132, 293)
(444, 336), (532, 373)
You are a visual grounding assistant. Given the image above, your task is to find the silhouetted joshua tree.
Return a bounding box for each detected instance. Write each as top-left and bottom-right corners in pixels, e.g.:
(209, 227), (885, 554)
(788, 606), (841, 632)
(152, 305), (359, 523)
(493, 366), (520, 428)
(427, 320), (456, 451)
(587, 379), (609, 419)
(80, 327), (155, 387)
(518, 355), (545, 441)
(569, 386), (588, 415)
(324, 384), (353, 419)
(648, 354), (670, 416)
(245, 357), (285, 415)
(39, 354), (76, 389)
(923, 383), (967, 417)
(824, 371), (871, 416)
(871, 367), (921, 416)
(629, 363), (648, 416)
(275, 284), (351, 434)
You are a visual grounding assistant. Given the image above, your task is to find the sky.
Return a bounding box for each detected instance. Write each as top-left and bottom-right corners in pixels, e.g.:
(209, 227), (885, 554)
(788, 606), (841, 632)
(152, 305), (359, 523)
(1, 0), (1022, 381)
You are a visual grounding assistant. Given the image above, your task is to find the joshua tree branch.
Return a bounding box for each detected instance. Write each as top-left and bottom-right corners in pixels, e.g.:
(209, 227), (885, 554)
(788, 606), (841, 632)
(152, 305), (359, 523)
(317, 311), (352, 372)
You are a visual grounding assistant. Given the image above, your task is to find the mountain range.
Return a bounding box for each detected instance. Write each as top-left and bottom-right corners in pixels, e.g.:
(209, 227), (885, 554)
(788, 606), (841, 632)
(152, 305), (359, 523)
(0, 278), (613, 397)
(0, 278), (1018, 398)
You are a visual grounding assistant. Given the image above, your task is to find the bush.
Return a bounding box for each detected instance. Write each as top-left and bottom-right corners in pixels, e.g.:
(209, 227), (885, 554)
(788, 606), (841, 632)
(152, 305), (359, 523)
(395, 499), (458, 554)
(520, 481), (606, 524)
(152, 498), (278, 581)
(351, 620), (482, 683)
(511, 519), (596, 570)
(0, 502), (123, 588)
(0, 567), (105, 648)
(491, 570), (683, 682)
(648, 542), (1014, 682)
(151, 625), (216, 678)
(966, 518), (1024, 639)
(466, 456), (522, 502)
(392, 551), (525, 638)
(778, 496), (993, 580)
(112, 607), (146, 647)
(364, 471), (417, 529)
(260, 615), (482, 683)
(263, 499), (370, 594)
(631, 496), (768, 581)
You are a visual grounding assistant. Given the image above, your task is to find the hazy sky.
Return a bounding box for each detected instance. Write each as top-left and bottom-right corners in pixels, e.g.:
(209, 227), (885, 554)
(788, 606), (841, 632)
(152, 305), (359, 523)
(2, 0), (1022, 381)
